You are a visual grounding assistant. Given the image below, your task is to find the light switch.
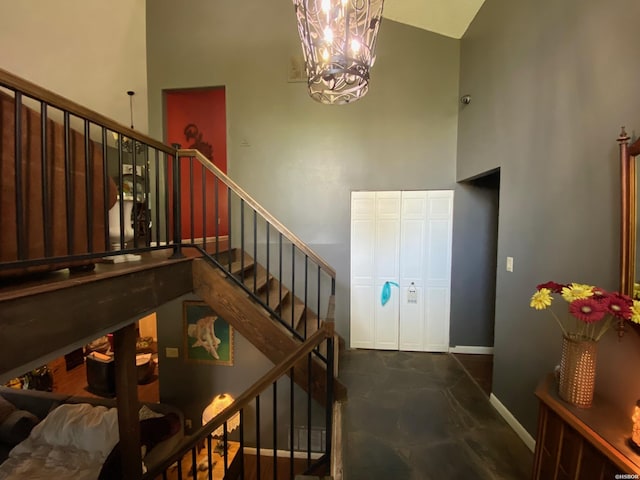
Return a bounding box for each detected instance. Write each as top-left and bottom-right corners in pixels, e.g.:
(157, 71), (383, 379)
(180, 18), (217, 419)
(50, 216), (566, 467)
(165, 347), (179, 358)
(506, 256), (514, 272)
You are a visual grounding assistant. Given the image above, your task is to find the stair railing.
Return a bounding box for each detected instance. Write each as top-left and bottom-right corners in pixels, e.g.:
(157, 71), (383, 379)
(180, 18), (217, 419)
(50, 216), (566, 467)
(0, 68), (182, 275)
(0, 68), (341, 479)
(174, 148), (337, 350)
(1, 69), (336, 350)
(143, 323), (336, 480)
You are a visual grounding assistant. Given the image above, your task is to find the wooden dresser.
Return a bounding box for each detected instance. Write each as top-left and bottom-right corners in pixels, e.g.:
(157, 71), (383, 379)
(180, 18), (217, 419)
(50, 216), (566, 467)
(533, 374), (640, 479)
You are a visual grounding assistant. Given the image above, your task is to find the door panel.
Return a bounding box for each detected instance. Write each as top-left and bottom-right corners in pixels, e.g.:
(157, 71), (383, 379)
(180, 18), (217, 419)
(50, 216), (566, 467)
(350, 192), (375, 348)
(399, 285), (424, 351)
(373, 192), (400, 349)
(425, 286), (451, 352)
(399, 191), (428, 351)
(375, 280), (400, 349)
(351, 284), (375, 348)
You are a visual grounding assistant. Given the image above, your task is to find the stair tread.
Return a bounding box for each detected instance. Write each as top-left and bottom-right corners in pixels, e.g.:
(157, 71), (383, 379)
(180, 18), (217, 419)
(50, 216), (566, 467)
(278, 297), (306, 331)
(240, 264), (271, 293)
(296, 310), (320, 337)
(229, 258), (254, 275)
(210, 246), (237, 262)
(259, 279), (290, 313)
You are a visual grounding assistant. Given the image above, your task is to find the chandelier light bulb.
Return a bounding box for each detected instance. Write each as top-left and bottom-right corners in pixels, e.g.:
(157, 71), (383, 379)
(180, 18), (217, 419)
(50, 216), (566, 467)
(351, 38), (361, 54)
(324, 26), (334, 43)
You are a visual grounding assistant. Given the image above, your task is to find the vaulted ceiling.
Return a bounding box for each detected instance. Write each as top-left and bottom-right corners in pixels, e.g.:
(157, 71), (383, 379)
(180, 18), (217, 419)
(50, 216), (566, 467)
(383, 0), (486, 39)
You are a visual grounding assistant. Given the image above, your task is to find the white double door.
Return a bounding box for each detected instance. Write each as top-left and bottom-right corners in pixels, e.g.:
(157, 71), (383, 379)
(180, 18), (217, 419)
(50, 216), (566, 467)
(350, 190), (453, 352)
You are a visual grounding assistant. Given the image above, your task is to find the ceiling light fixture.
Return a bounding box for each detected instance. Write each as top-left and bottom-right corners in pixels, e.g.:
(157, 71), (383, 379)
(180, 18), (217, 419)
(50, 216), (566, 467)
(293, 0), (384, 105)
(112, 90), (144, 154)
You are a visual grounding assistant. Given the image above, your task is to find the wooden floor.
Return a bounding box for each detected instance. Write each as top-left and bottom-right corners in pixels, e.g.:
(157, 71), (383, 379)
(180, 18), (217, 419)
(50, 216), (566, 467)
(163, 441), (240, 480)
(47, 353), (160, 403)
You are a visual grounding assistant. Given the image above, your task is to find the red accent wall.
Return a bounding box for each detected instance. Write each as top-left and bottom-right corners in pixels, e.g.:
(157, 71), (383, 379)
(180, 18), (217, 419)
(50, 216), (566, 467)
(165, 88), (228, 239)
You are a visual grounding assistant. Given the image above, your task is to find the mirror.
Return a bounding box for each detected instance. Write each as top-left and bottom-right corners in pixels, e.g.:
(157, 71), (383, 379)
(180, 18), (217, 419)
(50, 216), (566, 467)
(619, 127), (640, 311)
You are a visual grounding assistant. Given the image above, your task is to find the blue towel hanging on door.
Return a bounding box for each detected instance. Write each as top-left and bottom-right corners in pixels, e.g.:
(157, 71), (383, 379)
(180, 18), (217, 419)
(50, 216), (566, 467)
(381, 281), (399, 306)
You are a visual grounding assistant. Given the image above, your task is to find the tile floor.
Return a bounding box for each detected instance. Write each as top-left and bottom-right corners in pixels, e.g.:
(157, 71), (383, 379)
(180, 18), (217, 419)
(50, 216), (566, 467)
(452, 353), (493, 397)
(339, 350), (533, 480)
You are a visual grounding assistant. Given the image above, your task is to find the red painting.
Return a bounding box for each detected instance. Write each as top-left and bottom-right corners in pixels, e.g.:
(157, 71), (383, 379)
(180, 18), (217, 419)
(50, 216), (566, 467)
(165, 87), (228, 240)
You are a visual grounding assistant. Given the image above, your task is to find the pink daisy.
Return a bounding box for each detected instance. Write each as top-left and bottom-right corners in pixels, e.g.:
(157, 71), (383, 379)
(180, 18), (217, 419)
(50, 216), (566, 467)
(536, 281), (565, 293)
(608, 293), (633, 320)
(569, 298), (607, 324)
(591, 287), (609, 301)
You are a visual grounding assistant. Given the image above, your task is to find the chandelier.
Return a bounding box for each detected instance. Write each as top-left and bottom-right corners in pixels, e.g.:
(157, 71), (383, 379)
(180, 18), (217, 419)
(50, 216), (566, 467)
(293, 0), (384, 105)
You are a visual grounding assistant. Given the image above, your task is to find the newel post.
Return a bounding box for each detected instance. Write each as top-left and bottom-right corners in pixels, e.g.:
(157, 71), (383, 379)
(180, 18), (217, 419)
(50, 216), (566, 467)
(170, 143), (184, 259)
(325, 322), (335, 458)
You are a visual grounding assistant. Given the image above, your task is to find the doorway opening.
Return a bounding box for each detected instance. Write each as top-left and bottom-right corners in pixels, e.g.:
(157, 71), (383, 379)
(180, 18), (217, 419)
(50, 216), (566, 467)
(451, 168), (500, 396)
(164, 87), (228, 241)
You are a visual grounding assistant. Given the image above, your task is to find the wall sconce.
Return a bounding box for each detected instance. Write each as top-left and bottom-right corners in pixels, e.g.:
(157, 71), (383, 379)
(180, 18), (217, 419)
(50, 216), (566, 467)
(629, 399), (640, 453)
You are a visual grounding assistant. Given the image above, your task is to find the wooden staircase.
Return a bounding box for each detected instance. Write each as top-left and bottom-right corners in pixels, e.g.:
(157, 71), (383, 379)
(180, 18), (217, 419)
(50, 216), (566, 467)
(192, 248), (346, 406)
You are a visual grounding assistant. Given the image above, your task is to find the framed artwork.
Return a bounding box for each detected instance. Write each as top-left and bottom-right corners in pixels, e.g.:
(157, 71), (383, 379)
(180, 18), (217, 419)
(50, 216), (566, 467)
(183, 301), (233, 366)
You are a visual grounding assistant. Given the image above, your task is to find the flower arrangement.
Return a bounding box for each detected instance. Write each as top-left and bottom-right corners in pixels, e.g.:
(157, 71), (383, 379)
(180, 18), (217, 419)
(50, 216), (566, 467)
(530, 281), (640, 341)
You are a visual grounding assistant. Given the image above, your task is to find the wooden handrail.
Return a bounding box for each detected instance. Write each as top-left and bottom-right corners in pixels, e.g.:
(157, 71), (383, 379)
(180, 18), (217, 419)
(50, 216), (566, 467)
(0, 67), (172, 154)
(179, 148), (337, 278)
(145, 324), (334, 477)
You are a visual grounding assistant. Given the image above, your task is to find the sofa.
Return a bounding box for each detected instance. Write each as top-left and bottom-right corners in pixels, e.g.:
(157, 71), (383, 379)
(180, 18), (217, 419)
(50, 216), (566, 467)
(0, 386), (184, 477)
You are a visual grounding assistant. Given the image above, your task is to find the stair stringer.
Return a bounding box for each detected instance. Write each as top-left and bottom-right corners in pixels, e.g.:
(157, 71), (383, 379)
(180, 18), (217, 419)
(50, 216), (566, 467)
(193, 258), (340, 407)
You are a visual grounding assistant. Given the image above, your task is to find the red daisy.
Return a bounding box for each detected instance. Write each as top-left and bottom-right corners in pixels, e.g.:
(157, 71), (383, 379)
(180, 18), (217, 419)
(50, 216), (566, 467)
(591, 288), (610, 304)
(569, 298), (607, 324)
(536, 281), (565, 293)
(608, 293), (633, 320)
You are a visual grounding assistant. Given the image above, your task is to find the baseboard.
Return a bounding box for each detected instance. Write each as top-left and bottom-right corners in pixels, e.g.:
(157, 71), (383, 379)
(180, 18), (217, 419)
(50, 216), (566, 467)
(449, 345), (494, 354)
(489, 393), (536, 452)
(243, 447), (323, 460)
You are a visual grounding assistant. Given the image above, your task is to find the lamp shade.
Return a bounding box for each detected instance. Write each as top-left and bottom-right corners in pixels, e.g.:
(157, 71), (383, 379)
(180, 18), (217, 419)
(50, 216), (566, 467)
(202, 393), (240, 437)
(293, 0), (384, 105)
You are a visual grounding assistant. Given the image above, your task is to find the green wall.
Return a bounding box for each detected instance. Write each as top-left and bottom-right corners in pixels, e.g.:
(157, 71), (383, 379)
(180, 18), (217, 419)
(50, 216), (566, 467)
(458, 0), (640, 434)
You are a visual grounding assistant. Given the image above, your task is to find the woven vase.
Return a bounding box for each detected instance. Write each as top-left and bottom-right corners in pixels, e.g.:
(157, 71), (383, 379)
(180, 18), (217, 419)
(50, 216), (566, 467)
(558, 333), (597, 408)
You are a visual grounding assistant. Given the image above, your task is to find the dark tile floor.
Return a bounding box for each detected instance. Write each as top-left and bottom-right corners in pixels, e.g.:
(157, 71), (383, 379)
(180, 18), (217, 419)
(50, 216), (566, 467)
(452, 353), (493, 396)
(339, 350), (533, 480)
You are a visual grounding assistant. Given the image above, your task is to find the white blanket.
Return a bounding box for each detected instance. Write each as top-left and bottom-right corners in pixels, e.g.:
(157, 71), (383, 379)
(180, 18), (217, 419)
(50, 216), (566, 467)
(0, 403), (119, 480)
